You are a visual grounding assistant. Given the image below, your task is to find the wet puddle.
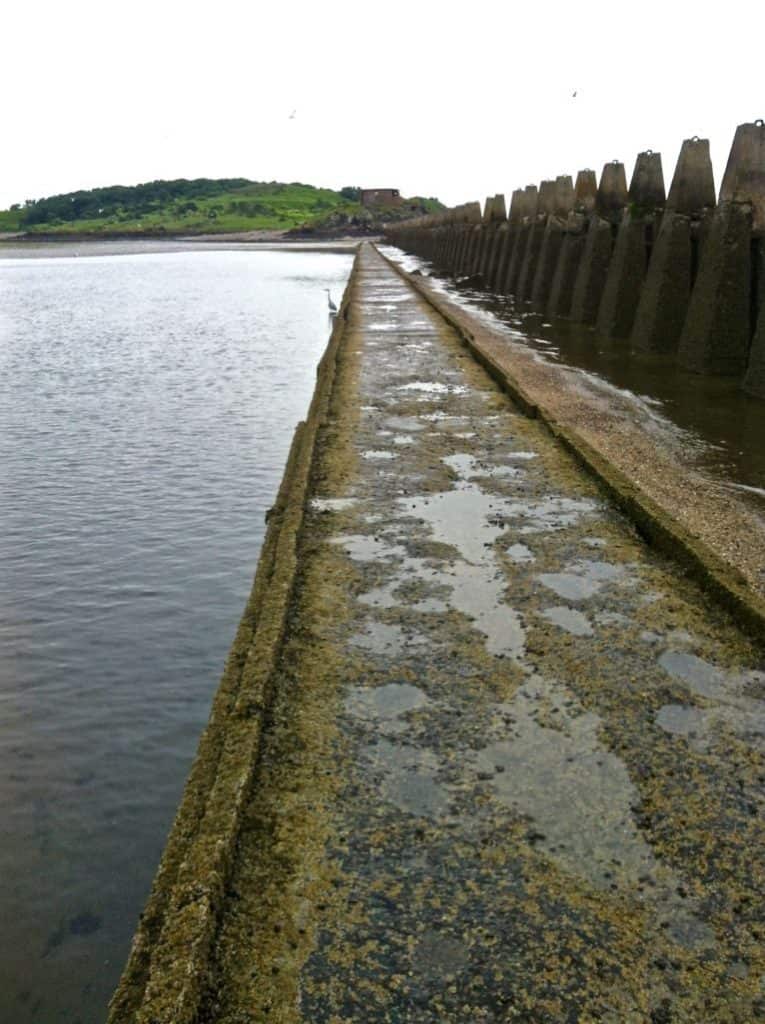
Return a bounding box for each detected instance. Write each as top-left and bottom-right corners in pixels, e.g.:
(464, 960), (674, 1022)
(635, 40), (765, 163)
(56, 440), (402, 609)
(362, 740), (449, 819)
(537, 560), (626, 602)
(540, 605), (593, 636)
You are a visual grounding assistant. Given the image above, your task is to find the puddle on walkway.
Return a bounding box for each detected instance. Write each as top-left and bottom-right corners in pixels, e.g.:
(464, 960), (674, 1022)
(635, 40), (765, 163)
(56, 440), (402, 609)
(361, 450), (398, 461)
(398, 475), (525, 658)
(311, 497), (358, 513)
(540, 605), (593, 636)
(473, 675), (716, 949)
(507, 543), (535, 564)
(397, 381), (467, 395)
(362, 739), (449, 819)
(537, 560), (627, 602)
(476, 675), (656, 889)
(503, 497), (598, 534)
(442, 453), (522, 481)
(346, 683), (431, 737)
(657, 650), (765, 750)
(384, 416), (425, 432)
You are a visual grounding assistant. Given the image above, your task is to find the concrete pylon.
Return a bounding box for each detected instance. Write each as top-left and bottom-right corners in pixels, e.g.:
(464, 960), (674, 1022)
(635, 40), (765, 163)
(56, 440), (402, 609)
(517, 180), (556, 301)
(503, 185), (538, 294)
(665, 136), (717, 214)
(570, 162), (628, 323)
(719, 119), (765, 234)
(455, 201), (482, 275)
(631, 137), (716, 354)
(546, 171), (596, 316)
(574, 169), (598, 213)
(465, 197), (492, 276)
(678, 122), (765, 376)
(480, 194), (507, 281)
(596, 160), (629, 219)
(597, 151), (666, 338)
(490, 189), (524, 292)
(531, 175), (574, 307)
(628, 150), (665, 208)
(677, 200), (752, 375)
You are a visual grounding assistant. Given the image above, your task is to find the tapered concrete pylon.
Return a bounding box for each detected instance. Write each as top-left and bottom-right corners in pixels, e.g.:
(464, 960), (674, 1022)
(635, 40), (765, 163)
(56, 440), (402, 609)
(517, 181), (556, 300)
(628, 150), (665, 208)
(466, 196), (493, 276)
(631, 137), (716, 353)
(665, 137), (716, 215)
(480, 195), (507, 280)
(570, 163), (628, 323)
(719, 120), (765, 234)
(531, 176), (574, 307)
(455, 201), (482, 275)
(677, 200), (752, 375)
(574, 169), (598, 213)
(596, 161), (629, 220)
(503, 185), (538, 294)
(597, 151), (666, 338)
(553, 174), (575, 217)
(678, 123), (765, 376)
(546, 171), (596, 316)
(491, 189), (524, 292)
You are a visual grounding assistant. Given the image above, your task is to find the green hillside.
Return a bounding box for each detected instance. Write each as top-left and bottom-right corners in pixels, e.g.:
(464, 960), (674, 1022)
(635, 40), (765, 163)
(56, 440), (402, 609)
(0, 179), (443, 237)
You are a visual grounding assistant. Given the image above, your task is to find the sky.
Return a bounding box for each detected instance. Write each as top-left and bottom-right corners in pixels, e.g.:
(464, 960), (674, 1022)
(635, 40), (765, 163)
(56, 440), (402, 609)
(1, 0), (763, 212)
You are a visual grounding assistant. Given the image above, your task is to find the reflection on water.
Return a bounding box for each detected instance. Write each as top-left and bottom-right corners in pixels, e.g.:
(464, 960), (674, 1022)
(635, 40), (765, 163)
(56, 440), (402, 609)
(0, 244), (352, 1023)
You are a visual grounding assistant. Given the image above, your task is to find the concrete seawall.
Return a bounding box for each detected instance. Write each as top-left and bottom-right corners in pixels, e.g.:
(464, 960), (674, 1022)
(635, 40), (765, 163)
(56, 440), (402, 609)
(110, 242), (765, 1022)
(386, 121), (765, 399)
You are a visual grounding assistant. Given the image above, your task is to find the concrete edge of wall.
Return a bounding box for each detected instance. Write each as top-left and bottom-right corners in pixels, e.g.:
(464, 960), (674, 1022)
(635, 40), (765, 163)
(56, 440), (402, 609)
(377, 245), (765, 645)
(107, 248), (362, 1024)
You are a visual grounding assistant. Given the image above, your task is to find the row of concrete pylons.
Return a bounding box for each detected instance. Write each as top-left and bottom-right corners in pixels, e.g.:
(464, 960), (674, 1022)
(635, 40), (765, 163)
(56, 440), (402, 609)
(384, 121), (765, 399)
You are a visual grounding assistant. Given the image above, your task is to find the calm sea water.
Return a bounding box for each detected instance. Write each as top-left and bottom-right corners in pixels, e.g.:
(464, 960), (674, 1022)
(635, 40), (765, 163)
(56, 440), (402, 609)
(0, 244), (353, 1023)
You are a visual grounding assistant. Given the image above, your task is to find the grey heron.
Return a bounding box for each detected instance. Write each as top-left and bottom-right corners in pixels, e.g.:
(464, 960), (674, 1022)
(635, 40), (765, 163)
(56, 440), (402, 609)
(324, 288), (338, 314)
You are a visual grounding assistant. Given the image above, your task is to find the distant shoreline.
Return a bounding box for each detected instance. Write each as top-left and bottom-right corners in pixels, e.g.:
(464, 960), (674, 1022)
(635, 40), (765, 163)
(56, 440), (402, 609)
(0, 228), (378, 245)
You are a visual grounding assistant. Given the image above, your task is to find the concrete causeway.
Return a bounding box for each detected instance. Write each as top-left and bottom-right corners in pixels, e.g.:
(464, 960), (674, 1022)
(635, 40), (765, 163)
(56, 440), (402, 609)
(113, 242), (765, 1022)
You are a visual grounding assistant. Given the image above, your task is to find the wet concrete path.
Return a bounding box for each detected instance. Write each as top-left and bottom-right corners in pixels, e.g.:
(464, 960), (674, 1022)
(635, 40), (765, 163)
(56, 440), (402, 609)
(201, 244), (765, 1022)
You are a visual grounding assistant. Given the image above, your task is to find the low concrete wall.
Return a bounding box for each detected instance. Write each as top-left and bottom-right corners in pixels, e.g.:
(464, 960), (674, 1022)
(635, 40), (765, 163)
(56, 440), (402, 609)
(106, 254), (362, 1024)
(384, 121), (765, 398)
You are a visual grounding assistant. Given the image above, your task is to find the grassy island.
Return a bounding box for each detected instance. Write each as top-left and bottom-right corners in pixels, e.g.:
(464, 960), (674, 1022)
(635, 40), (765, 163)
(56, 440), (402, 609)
(0, 180), (443, 238)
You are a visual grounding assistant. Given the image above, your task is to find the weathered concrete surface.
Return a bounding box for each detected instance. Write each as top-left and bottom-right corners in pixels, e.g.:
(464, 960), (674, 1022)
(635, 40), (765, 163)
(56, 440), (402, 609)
(570, 214), (614, 323)
(516, 180), (556, 301)
(678, 202), (753, 375)
(719, 121), (765, 234)
(597, 153), (665, 339)
(504, 185), (538, 294)
(114, 244), (765, 1023)
(630, 139), (715, 354)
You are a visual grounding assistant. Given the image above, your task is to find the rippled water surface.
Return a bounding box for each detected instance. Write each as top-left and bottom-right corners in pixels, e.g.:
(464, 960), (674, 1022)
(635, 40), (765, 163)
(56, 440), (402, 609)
(0, 244), (353, 1022)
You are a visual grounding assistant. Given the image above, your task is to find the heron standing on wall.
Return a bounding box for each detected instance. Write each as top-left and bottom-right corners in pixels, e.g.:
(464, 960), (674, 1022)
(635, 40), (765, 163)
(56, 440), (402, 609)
(325, 288), (337, 314)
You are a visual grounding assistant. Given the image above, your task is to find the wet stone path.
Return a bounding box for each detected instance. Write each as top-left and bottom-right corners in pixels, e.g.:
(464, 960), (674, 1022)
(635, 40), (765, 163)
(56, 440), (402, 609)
(202, 245), (765, 1022)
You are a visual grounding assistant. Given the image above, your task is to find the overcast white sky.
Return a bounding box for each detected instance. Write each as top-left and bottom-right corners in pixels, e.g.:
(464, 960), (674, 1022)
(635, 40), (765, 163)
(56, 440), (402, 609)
(2, 0), (762, 211)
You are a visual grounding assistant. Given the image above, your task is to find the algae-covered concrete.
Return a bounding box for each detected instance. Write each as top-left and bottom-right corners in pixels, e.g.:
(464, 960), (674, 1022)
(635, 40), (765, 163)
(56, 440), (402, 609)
(113, 243), (765, 1023)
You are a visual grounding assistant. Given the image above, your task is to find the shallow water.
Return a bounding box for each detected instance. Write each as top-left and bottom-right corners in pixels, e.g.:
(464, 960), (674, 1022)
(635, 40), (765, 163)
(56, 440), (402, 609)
(0, 244), (352, 1023)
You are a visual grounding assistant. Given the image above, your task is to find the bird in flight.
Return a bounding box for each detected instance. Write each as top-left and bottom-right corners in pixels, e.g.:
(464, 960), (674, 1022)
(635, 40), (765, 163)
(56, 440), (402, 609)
(572, 91), (577, 98)
(289, 109), (297, 119)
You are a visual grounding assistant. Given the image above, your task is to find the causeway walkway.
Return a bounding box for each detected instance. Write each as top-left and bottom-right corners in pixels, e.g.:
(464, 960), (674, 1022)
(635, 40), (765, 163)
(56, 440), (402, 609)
(126, 243), (765, 1022)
